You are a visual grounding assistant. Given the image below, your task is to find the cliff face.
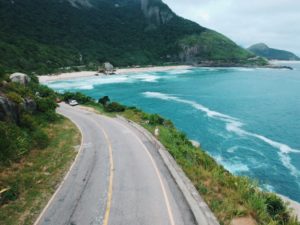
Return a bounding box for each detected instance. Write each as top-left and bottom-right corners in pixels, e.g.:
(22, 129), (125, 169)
(0, 95), (19, 123)
(140, 0), (174, 27)
(0, 73), (37, 123)
(178, 31), (253, 64)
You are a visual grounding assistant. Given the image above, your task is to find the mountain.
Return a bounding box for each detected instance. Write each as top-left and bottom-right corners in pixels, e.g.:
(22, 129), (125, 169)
(248, 43), (300, 61)
(0, 0), (260, 74)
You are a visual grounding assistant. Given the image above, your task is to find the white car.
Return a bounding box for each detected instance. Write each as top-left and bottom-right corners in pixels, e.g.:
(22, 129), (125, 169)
(68, 99), (79, 106)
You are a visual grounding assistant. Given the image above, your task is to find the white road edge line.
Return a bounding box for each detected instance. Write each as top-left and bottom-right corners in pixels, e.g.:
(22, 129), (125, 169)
(34, 109), (84, 225)
(111, 118), (176, 225)
(116, 116), (220, 225)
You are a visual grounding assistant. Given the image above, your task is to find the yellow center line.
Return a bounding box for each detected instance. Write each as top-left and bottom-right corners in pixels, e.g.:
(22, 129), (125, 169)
(91, 118), (114, 225)
(113, 119), (176, 225)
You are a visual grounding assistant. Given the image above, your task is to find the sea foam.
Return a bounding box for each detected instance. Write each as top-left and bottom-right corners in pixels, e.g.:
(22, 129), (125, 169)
(47, 73), (162, 90)
(168, 69), (191, 75)
(143, 91), (300, 178)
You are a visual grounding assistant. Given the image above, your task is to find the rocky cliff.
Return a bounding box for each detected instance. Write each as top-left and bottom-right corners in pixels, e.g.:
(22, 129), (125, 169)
(140, 0), (174, 27)
(0, 73), (36, 123)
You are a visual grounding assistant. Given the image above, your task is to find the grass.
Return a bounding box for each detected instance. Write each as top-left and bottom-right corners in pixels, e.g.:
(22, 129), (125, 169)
(0, 117), (80, 225)
(85, 102), (299, 225)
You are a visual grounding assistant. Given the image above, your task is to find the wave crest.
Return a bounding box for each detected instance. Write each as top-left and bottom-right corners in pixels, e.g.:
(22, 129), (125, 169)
(143, 91), (300, 178)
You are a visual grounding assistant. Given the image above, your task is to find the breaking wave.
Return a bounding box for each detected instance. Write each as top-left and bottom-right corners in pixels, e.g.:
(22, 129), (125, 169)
(168, 69), (191, 75)
(214, 155), (250, 173)
(47, 73), (162, 90)
(143, 91), (300, 178)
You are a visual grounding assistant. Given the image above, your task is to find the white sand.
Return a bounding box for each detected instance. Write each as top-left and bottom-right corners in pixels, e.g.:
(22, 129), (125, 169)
(38, 65), (300, 221)
(38, 65), (193, 83)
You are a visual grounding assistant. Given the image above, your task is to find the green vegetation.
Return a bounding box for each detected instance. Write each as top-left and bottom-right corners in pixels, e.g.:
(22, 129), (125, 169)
(62, 93), (125, 112)
(0, 71), (80, 224)
(0, 118), (80, 225)
(0, 122), (30, 163)
(80, 96), (299, 225)
(62, 91), (92, 104)
(180, 31), (252, 61)
(179, 31), (268, 66)
(0, 0), (258, 74)
(248, 43), (300, 61)
(104, 102), (126, 113)
(0, 77), (58, 165)
(98, 96), (110, 106)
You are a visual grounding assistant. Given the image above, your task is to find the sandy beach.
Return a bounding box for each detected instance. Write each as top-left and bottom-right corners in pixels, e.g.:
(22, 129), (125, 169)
(38, 65), (193, 83)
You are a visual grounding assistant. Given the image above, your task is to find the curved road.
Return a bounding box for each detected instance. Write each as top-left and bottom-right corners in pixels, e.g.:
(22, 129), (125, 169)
(35, 103), (196, 225)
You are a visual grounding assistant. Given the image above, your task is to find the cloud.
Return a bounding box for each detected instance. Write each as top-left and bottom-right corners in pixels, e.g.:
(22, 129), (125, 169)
(163, 0), (300, 55)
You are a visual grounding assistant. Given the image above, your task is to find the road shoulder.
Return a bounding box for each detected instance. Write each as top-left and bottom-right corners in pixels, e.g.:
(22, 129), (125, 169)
(116, 116), (220, 225)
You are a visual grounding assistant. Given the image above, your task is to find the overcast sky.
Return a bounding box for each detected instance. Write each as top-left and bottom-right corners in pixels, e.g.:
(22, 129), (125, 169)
(163, 0), (300, 55)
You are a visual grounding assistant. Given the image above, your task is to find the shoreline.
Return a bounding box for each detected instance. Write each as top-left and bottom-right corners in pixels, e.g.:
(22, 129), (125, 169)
(38, 62), (294, 83)
(279, 194), (300, 219)
(38, 63), (300, 221)
(38, 65), (193, 83)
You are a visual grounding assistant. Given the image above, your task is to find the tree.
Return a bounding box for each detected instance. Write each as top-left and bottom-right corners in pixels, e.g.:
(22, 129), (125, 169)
(0, 66), (5, 79)
(98, 96), (110, 106)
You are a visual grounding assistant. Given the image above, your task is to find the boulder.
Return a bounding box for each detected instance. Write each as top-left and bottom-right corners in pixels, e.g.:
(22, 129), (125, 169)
(103, 62), (115, 75)
(9, 73), (31, 85)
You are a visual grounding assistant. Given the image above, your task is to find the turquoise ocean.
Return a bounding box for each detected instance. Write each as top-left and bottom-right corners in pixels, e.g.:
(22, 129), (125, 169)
(46, 62), (300, 202)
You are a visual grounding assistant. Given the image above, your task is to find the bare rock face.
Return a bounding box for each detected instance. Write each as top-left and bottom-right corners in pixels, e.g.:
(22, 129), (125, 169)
(179, 45), (201, 64)
(0, 95), (37, 122)
(0, 95), (19, 122)
(140, 0), (174, 27)
(9, 73), (31, 85)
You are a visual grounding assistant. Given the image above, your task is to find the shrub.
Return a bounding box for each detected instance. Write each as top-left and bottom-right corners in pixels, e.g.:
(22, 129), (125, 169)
(62, 92), (92, 104)
(41, 111), (59, 122)
(98, 96), (110, 106)
(36, 97), (57, 113)
(6, 92), (23, 104)
(32, 129), (49, 149)
(163, 119), (174, 128)
(105, 102), (126, 112)
(0, 122), (30, 164)
(127, 106), (142, 113)
(149, 114), (164, 125)
(34, 84), (56, 98)
(19, 113), (37, 131)
(264, 194), (290, 223)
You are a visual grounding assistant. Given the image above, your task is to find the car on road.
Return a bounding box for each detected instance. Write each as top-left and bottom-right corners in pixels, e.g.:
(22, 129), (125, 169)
(68, 99), (79, 106)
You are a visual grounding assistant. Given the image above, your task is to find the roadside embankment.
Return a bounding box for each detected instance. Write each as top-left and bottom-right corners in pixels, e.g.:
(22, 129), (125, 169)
(76, 99), (299, 225)
(0, 118), (81, 225)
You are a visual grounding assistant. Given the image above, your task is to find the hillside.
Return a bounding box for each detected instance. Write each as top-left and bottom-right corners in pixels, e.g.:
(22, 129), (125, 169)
(248, 43), (300, 61)
(0, 0), (260, 74)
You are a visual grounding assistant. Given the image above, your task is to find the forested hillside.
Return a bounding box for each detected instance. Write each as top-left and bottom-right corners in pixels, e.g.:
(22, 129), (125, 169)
(0, 0), (257, 74)
(248, 43), (300, 61)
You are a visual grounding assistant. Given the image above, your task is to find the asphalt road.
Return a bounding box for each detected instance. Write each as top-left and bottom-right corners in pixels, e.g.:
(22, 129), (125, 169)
(35, 103), (196, 225)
